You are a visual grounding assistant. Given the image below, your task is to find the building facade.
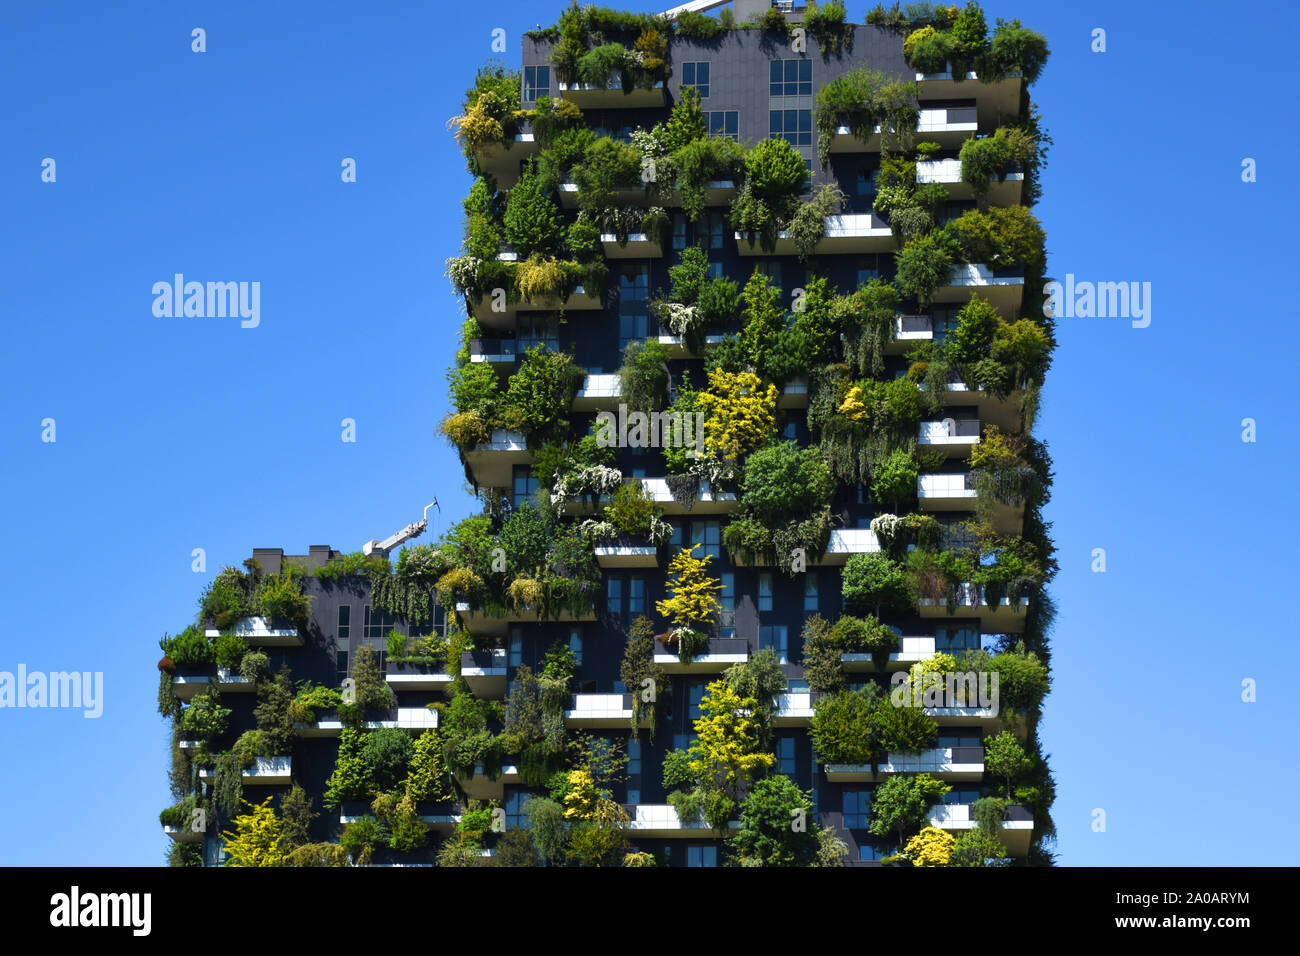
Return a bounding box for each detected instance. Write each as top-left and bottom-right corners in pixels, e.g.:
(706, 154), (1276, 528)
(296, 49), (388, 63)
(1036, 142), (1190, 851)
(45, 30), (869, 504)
(159, 3), (1055, 868)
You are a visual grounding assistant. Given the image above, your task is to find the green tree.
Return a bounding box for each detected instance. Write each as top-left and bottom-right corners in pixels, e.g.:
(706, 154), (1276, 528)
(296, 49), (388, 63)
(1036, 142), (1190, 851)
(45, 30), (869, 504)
(984, 730), (1033, 798)
(867, 773), (951, 850)
(731, 775), (820, 867)
(904, 825), (955, 866)
(664, 84), (706, 152)
(869, 449), (918, 513)
(841, 552), (913, 617)
(655, 543), (723, 630)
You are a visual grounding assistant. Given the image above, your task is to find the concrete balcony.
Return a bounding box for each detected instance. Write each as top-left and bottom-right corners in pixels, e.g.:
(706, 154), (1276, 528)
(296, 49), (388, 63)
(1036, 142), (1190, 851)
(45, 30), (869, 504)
(472, 132), (538, 189)
(653, 636), (749, 673)
(639, 477), (736, 515)
(199, 756), (292, 786)
(917, 157), (1023, 204)
(779, 377), (809, 409)
(825, 746), (984, 782)
(204, 616), (301, 647)
(458, 648), (508, 696)
(918, 584), (1030, 631)
(163, 824), (204, 844)
(928, 802), (1033, 856)
(601, 232), (663, 258)
(472, 284), (603, 329)
(926, 380), (1021, 433)
(558, 78), (665, 109)
(294, 707), (439, 738)
(593, 537), (659, 568)
(915, 105), (979, 144)
(918, 472), (978, 508)
(773, 691), (814, 727)
(566, 692), (635, 728)
(623, 803), (740, 838)
(385, 662), (454, 693)
(467, 337), (516, 374)
(456, 602), (598, 639)
(655, 333), (723, 358)
(341, 801), (462, 830)
(842, 635), (936, 671)
(889, 313), (934, 353)
(558, 179), (735, 210)
(816, 528), (883, 566)
(918, 418), (981, 456)
(934, 263), (1024, 315)
(464, 430), (530, 489)
(735, 212), (893, 256)
(171, 667), (255, 700)
(915, 68), (1022, 127)
(572, 373), (621, 411)
(732, 527), (880, 568)
(457, 762), (522, 801)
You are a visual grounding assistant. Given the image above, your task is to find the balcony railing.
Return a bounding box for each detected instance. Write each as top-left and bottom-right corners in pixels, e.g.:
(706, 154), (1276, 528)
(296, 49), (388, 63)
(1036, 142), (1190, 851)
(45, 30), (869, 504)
(653, 636), (749, 670)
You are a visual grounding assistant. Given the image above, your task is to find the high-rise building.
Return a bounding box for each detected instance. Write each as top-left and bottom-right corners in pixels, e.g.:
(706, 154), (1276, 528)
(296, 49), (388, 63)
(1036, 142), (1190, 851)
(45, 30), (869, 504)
(159, 2), (1055, 868)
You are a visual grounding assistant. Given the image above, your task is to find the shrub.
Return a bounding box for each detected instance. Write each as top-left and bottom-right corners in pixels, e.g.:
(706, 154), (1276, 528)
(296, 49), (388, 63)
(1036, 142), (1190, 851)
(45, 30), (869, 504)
(503, 169), (564, 258)
(181, 692), (230, 739)
(810, 688), (878, 764)
(959, 127), (1035, 199)
(239, 651), (269, 681)
(501, 345), (583, 441)
(572, 137), (641, 213)
(566, 214), (601, 261)
(908, 27), (952, 73)
(744, 137), (809, 205)
(672, 133), (744, 222)
(440, 410), (491, 451)
(800, 615), (844, 694)
(983, 18), (1049, 83)
(894, 229), (956, 308)
(617, 338), (670, 413)
(804, 1), (852, 56)
(946, 205), (1045, 273)
(165, 626), (213, 669)
(674, 10), (725, 40)
(737, 441), (836, 528)
(870, 449), (919, 512)
(604, 481), (660, 538)
(788, 183), (845, 261)
(732, 775), (821, 866)
(905, 826), (955, 866)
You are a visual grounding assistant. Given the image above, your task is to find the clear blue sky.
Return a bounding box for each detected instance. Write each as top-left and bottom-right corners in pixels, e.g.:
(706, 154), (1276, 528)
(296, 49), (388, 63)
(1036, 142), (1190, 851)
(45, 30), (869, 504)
(0, 0), (1294, 866)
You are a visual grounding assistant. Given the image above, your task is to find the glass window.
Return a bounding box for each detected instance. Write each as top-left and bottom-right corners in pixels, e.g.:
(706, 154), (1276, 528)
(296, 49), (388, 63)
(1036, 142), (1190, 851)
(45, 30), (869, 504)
(335, 650), (348, 685)
(518, 317), (558, 352)
(691, 520), (720, 560)
(704, 110), (739, 141)
(668, 522), (682, 547)
(753, 260), (782, 291)
(769, 108), (812, 146)
(769, 59), (812, 96)
(758, 573), (773, 612)
(523, 65), (550, 103)
(628, 739), (642, 776)
(681, 61), (710, 98)
(935, 626), (979, 652)
(607, 578), (623, 615)
(629, 577), (645, 614)
(569, 630), (583, 665)
(512, 465), (539, 510)
(707, 212), (726, 250)
(619, 313), (648, 349)
(783, 421), (797, 440)
(938, 730), (981, 748)
(672, 215), (688, 250)
(803, 574), (818, 612)
(336, 605), (351, 640)
(778, 737), (796, 775)
(673, 732), (695, 753)
(687, 845), (718, 867)
(688, 681), (707, 719)
(505, 791), (528, 829)
(363, 605), (399, 639)
(719, 572), (735, 639)
(858, 843), (884, 861)
(857, 167), (878, 197)
(941, 787), (982, 806)
(844, 790), (870, 829)
(509, 630), (523, 668)
(759, 625), (788, 664)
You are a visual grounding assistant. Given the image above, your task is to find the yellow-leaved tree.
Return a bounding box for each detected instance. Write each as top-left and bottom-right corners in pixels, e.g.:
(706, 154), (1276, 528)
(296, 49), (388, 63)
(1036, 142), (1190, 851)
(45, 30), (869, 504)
(904, 825), (956, 867)
(688, 680), (776, 796)
(696, 368), (778, 463)
(655, 543), (722, 632)
(221, 796), (288, 867)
